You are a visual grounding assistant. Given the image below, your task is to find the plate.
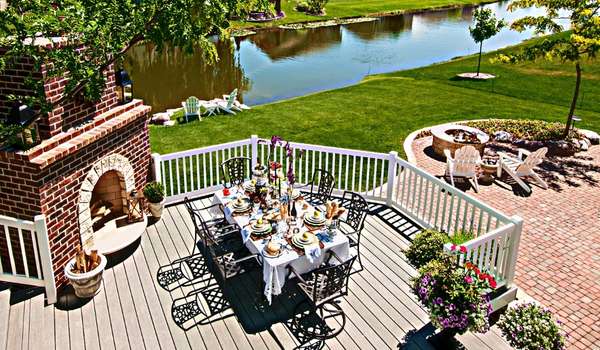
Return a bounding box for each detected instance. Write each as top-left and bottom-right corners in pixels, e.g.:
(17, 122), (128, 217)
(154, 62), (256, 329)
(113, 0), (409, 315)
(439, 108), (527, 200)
(251, 223), (272, 235)
(304, 214), (326, 226)
(243, 181), (256, 193)
(262, 248), (282, 258)
(291, 190), (301, 200)
(291, 233), (318, 249)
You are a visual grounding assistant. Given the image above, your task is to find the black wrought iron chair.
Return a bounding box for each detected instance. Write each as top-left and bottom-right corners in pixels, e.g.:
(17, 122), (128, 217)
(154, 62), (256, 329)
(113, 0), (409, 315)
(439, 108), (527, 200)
(300, 169), (335, 207)
(288, 252), (356, 340)
(156, 197), (239, 291)
(220, 156), (251, 186)
(339, 191), (369, 273)
(171, 202), (262, 330)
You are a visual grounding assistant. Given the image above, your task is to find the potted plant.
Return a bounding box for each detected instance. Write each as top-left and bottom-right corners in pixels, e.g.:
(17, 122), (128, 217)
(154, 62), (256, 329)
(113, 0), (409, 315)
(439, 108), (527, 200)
(64, 250), (107, 298)
(144, 181), (165, 218)
(497, 302), (567, 350)
(411, 249), (496, 342)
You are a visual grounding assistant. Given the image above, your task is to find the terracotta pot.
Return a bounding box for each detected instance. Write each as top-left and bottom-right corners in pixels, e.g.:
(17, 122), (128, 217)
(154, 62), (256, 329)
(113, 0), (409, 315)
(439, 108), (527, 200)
(147, 199), (165, 218)
(64, 253), (107, 298)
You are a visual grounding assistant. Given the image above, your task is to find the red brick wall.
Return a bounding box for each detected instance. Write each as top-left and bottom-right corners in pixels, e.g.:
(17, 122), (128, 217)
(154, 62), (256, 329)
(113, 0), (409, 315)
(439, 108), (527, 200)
(39, 115), (151, 285)
(0, 51), (120, 140)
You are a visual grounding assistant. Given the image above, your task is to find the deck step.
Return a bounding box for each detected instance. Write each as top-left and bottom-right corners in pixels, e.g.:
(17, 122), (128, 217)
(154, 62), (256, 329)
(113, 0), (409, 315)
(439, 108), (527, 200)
(0, 288), (11, 350)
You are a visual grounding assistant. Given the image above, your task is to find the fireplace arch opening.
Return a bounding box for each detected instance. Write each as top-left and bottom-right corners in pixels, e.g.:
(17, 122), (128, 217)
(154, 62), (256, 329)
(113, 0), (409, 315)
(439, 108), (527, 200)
(78, 154), (146, 254)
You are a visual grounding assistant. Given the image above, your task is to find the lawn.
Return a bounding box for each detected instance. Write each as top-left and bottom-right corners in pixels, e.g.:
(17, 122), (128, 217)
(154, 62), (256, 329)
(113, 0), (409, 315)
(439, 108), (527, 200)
(150, 37), (600, 157)
(230, 0), (495, 29)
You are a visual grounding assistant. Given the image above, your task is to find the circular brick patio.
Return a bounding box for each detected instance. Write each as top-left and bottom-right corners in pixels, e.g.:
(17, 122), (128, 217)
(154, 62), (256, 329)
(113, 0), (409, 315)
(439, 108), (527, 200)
(412, 136), (600, 350)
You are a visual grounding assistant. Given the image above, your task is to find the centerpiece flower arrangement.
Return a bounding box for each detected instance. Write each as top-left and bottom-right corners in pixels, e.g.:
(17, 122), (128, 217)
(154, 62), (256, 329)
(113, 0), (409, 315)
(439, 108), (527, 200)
(412, 245), (496, 337)
(260, 135), (304, 189)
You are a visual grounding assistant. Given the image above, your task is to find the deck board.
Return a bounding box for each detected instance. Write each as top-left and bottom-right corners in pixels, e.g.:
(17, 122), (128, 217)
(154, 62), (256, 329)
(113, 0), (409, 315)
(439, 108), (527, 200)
(2, 196), (515, 350)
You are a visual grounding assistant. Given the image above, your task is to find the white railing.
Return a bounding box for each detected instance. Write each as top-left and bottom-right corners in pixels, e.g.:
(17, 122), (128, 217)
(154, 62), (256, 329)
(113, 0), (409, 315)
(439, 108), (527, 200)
(0, 214), (56, 304)
(153, 135), (523, 290)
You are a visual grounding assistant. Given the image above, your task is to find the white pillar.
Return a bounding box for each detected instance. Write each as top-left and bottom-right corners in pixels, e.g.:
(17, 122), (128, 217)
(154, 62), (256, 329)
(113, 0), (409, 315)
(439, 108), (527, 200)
(250, 135), (259, 169)
(386, 151), (398, 206)
(34, 215), (57, 304)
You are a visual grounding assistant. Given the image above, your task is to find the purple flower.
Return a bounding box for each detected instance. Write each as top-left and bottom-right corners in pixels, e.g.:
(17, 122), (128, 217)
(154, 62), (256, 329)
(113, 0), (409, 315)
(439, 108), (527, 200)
(434, 297), (443, 305)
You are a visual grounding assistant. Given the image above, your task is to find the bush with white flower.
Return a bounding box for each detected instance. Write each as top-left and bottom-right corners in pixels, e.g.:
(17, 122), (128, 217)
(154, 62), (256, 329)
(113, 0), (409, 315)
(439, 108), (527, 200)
(411, 248), (496, 335)
(497, 302), (567, 350)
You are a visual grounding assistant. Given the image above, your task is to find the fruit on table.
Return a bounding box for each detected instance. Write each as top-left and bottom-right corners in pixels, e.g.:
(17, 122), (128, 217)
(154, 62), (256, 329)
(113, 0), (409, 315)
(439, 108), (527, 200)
(257, 218), (263, 225)
(302, 232), (310, 240)
(314, 210), (320, 218)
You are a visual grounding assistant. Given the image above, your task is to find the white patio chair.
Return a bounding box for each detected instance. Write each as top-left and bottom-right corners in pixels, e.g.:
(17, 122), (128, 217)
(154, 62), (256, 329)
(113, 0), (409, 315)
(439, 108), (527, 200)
(444, 145), (481, 192)
(497, 147), (548, 193)
(222, 89), (250, 111)
(181, 96), (201, 122)
(215, 90), (238, 115)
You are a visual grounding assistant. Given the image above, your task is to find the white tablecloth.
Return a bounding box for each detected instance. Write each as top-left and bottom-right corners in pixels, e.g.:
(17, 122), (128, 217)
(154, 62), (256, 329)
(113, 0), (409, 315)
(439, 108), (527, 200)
(212, 187), (350, 303)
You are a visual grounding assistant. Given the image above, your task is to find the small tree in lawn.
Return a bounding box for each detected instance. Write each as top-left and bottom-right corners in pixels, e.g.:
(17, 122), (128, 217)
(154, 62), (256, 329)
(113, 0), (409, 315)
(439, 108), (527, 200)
(498, 0), (600, 139)
(469, 8), (506, 76)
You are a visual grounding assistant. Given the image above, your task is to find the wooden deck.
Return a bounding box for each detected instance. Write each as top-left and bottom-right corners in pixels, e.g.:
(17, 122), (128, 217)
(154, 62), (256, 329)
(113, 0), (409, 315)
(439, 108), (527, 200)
(1, 197), (514, 350)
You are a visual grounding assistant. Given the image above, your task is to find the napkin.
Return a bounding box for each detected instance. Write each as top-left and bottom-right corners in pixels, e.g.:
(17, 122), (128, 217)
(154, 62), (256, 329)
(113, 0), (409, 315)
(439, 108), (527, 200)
(224, 205), (233, 217)
(241, 227), (251, 243)
(316, 232), (332, 243)
(304, 244), (321, 264)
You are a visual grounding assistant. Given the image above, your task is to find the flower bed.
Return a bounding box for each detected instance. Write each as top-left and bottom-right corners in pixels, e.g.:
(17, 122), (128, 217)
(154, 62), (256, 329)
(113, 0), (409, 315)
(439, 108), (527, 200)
(498, 302), (567, 350)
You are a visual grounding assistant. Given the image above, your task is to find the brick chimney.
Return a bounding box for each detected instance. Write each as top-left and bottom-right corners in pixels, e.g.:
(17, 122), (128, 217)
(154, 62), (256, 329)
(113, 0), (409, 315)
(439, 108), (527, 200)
(0, 49), (152, 288)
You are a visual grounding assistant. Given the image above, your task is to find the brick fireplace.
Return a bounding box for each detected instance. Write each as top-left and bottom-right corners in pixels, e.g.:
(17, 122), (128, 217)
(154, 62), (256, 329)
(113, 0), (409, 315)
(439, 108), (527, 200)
(0, 58), (152, 287)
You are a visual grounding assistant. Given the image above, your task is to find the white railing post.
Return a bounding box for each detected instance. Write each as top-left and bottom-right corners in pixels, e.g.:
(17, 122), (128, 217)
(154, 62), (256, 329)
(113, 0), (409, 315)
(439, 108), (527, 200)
(386, 151), (398, 206)
(152, 153), (162, 184)
(250, 135), (259, 169)
(504, 215), (523, 287)
(34, 215), (56, 304)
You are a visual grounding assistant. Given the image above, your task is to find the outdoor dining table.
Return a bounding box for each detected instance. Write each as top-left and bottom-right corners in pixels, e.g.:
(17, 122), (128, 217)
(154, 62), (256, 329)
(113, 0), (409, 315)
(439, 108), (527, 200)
(212, 186), (351, 304)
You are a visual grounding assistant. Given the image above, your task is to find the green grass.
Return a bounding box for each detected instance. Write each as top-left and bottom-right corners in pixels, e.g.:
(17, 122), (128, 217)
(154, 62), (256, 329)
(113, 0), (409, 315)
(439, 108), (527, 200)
(230, 0), (494, 29)
(150, 37), (600, 157)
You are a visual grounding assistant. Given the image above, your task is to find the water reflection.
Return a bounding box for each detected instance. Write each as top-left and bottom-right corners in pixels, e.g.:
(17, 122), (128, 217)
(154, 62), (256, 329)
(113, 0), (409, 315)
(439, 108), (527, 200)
(125, 41), (250, 112)
(125, 1), (568, 112)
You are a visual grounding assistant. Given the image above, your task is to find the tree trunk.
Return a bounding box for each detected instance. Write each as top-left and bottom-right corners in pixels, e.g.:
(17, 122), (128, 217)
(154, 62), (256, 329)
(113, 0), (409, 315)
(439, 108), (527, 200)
(476, 41), (483, 76)
(562, 62), (582, 139)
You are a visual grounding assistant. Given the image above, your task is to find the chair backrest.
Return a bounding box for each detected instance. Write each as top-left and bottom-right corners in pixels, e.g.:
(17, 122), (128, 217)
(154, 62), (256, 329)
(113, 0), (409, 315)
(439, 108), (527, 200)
(310, 169), (335, 205)
(183, 197), (207, 255)
(221, 157), (250, 186)
(184, 96), (200, 114)
(225, 89), (237, 109)
(341, 191), (369, 232)
(307, 254), (356, 305)
(518, 147), (548, 173)
(451, 145), (480, 175)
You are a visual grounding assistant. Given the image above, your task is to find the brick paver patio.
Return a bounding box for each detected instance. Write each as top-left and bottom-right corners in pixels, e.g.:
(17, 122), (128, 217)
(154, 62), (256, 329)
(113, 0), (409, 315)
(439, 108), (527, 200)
(412, 137), (600, 350)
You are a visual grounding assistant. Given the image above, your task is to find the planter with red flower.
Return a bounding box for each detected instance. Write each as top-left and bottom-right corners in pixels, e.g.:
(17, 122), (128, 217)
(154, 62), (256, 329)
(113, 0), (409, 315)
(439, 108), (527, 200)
(411, 246), (497, 343)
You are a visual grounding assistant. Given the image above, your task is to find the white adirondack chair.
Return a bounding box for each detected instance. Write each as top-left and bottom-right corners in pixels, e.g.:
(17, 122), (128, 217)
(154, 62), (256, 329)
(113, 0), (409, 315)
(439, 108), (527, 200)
(497, 147), (548, 192)
(444, 145), (481, 192)
(222, 89), (251, 111)
(215, 89), (238, 115)
(181, 96), (201, 122)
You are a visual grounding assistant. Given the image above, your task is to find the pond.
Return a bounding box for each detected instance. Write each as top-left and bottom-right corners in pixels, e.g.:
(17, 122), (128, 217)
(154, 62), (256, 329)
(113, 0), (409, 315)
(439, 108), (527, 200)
(125, 1), (569, 112)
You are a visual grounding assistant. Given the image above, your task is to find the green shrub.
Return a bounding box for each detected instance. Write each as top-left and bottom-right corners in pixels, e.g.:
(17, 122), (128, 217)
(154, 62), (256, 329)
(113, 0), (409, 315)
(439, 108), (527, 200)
(304, 0), (328, 15)
(405, 230), (448, 268)
(498, 303), (567, 350)
(465, 119), (566, 141)
(295, 1), (310, 12)
(448, 230), (475, 245)
(143, 182), (165, 203)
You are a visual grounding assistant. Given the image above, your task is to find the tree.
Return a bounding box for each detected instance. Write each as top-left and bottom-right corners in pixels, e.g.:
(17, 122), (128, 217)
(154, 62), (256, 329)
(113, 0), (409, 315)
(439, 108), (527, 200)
(469, 8), (506, 76)
(498, 0), (600, 139)
(0, 0), (233, 132)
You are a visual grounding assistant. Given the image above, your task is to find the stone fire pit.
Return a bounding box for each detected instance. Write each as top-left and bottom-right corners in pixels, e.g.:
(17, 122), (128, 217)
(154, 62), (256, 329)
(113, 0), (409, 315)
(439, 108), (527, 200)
(431, 124), (489, 158)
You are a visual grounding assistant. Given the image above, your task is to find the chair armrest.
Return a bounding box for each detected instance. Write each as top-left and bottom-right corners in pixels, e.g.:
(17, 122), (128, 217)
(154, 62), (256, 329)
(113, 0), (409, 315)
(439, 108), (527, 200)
(287, 265), (308, 284)
(233, 254), (260, 265)
(170, 252), (203, 264)
(517, 148), (531, 160)
(181, 102), (186, 109)
(443, 149), (453, 161)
